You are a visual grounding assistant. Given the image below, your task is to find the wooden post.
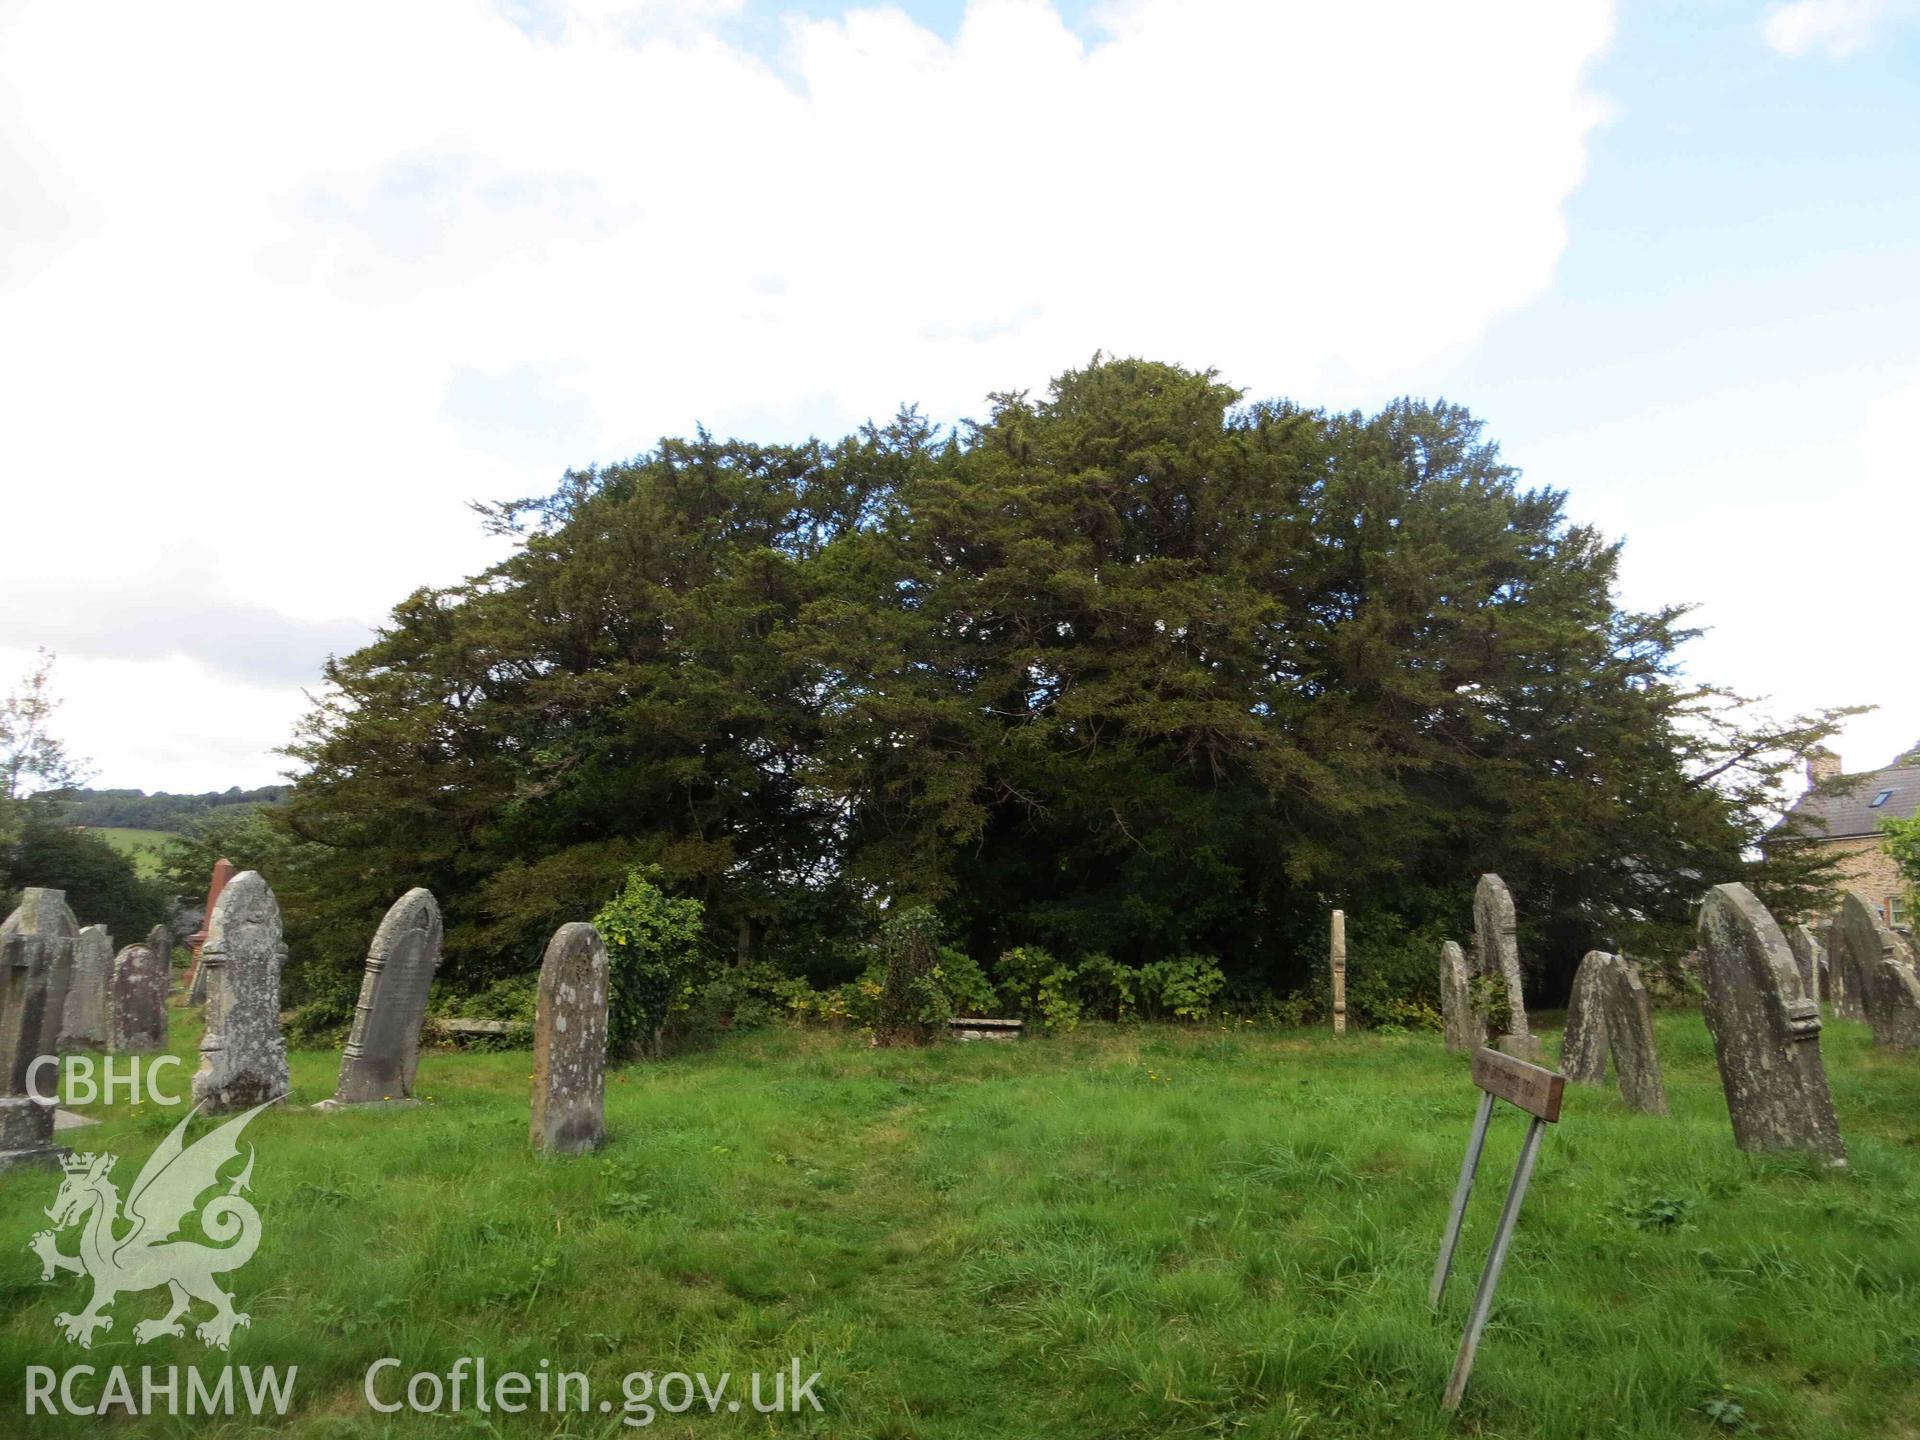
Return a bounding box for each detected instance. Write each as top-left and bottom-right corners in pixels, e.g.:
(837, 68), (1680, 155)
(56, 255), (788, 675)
(1331, 908), (1347, 1035)
(1433, 1048), (1565, 1411)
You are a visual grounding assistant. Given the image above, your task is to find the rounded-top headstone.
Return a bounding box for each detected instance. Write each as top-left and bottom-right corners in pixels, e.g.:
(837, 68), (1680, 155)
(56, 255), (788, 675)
(530, 922), (609, 1156)
(1696, 883), (1844, 1164)
(191, 870), (290, 1114)
(328, 888), (444, 1106)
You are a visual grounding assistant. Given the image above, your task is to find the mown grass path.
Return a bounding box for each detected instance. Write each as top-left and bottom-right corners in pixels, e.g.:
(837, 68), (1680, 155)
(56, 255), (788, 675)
(4, 1013), (1919, 1437)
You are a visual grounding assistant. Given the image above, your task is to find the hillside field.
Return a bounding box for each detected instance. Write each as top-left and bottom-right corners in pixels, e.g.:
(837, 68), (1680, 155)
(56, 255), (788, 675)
(3, 1012), (1918, 1438)
(81, 827), (181, 878)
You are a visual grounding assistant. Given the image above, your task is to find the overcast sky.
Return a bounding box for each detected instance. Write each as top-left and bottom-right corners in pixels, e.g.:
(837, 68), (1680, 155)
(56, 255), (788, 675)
(2, 0), (1915, 793)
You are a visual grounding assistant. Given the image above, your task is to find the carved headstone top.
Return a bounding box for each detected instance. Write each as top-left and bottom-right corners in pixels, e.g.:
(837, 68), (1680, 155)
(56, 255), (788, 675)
(1, 889), (77, 1094)
(530, 922), (609, 1156)
(328, 888), (444, 1106)
(191, 871), (290, 1114)
(1696, 883), (1844, 1164)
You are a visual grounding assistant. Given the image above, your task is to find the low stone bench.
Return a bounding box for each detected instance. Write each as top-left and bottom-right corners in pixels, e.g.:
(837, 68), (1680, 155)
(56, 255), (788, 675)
(427, 1017), (531, 1046)
(948, 1017), (1024, 1042)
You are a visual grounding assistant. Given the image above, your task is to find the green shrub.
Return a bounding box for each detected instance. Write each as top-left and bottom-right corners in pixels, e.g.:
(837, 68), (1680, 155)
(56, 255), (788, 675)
(691, 961), (792, 1034)
(937, 946), (999, 1015)
(993, 945), (1083, 1033)
(873, 907), (949, 1046)
(1137, 955), (1227, 1021)
(592, 867), (710, 1059)
(1072, 952), (1136, 1022)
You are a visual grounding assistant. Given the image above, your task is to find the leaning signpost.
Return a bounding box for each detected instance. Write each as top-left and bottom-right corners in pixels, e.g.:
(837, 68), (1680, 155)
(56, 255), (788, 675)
(1431, 1047), (1566, 1411)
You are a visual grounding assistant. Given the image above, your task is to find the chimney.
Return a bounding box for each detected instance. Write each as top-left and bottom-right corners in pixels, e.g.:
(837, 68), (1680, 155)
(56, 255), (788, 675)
(1807, 748), (1842, 786)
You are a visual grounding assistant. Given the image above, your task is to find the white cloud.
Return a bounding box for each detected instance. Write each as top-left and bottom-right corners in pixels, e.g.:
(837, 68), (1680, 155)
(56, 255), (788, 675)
(0, 0), (1614, 787)
(1761, 0), (1915, 58)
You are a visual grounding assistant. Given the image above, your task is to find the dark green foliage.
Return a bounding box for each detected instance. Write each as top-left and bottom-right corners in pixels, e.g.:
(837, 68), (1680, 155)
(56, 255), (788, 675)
(873, 906), (949, 1046)
(2, 805), (169, 938)
(271, 357), (1855, 1010)
(593, 868), (710, 1059)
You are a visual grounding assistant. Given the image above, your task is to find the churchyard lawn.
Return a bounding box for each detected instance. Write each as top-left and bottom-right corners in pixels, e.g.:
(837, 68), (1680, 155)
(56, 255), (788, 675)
(4, 1013), (1919, 1438)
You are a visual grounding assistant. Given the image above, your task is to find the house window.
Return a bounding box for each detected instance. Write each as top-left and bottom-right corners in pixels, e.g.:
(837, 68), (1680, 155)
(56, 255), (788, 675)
(1871, 789), (1895, 807)
(1893, 897), (1911, 929)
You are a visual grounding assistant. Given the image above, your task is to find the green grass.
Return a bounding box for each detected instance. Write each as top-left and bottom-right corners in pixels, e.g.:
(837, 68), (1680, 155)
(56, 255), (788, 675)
(84, 827), (182, 878)
(5, 1012), (1920, 1437)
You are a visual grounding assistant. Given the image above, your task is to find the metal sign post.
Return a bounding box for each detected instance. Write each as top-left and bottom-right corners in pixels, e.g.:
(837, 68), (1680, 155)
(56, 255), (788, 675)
(1431, 1047), (1566, 1411)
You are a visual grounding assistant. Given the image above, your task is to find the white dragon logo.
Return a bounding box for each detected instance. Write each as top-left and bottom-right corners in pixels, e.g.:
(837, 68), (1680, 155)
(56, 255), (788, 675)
(27, 1100), (276, 1350)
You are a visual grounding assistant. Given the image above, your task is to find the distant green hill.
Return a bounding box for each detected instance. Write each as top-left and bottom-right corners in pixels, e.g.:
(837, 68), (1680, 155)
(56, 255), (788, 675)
(46, 784), (291, 834)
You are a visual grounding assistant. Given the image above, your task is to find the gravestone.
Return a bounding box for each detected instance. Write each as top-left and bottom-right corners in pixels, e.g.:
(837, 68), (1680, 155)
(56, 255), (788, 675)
(1559, 950), (1612, 1085)
(1696, 883), (1845, 1164)
(1471, 874), (1543, 1062)
(1440, 940), (1481, 1053)
(1598, 955), (1667, 1114)
(191, 871), (290, 1114)
(530, 922), (609, 1156)
(184, 857), (235, 1003)
(108, 943), (170, 1052)
(1836, 891), (1920, 1051)
(58, 925), (113, 1049)
(0, 889), (76, 1171)
(1330, 909), (1347, 1035)
(1786, 923), (1824, 1001)
(147, 922), (172, 989)
(323, 888), (443, 1107)
(1826, 910), (1866, 1021)
(31, 908), (81, 1065)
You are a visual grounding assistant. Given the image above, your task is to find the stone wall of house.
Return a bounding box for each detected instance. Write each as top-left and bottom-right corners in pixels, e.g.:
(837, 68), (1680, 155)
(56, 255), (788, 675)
(1817, 836), (1910, 926)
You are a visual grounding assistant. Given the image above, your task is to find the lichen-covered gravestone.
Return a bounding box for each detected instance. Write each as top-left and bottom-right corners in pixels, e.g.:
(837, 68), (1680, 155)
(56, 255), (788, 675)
(530, 922), (609, 1156)
(1439, 940), (1481, 1053)
(1598, 955), (1667, 1115)
(1836, 891), (1920, 1051)
(1470, 874), (1543, 1062)
(1786, 923), (1824, 1002)
(147, 922), (172, 988)
(57, 925), (113, 1049)
(1825, 910), (1866, 1021)
(323, 888), (443, 1107)
(108, 943), (170, 1052)
(1559, 950), (1613, 1085)
(0, 889), (77, 1170)
(1696, 883), (1845, 1164)
(191, 871), (290, 1114)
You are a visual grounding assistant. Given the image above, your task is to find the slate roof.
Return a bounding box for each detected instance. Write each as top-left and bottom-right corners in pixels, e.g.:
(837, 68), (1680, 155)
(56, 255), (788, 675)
(1784, 764), (1920, 839)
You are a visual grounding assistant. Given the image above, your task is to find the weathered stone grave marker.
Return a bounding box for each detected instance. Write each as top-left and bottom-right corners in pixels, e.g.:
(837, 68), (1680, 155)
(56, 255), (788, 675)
(185, 857), (236, 1004)
(1560, 950), (1667, 1113)
(192, 871), (290, 1114)
(108, 942), (170, 1052)
(1431, 1047), (1565, 1410)
(1330, 909), (1347, 1035)
(1560, 949), (1611, 1085)
(1697, 883), (1845, 1164)
(1471, 874), (1543, 1062)
(1786, 922), (1824, 1001)
(530, 922), (609, 1156)
(1836, 891), (1920, 1051)
(1, 889), (76, 1171)
(321, 888), (444, 1108)
(58, 924), (112, 1049)
(1439, 940), (1480, 1053)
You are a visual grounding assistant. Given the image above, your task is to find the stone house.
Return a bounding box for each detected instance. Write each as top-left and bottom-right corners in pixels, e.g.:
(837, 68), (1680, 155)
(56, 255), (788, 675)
(1781, 746), (1919, 929)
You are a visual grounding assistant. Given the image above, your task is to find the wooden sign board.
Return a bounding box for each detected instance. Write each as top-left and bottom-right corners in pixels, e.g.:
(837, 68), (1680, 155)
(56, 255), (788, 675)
(1471, 1048), (1565, 1123)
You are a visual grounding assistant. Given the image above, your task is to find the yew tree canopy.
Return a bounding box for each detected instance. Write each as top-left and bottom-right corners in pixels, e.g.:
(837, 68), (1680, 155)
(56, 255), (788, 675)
(282, 358), (1837, 996)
